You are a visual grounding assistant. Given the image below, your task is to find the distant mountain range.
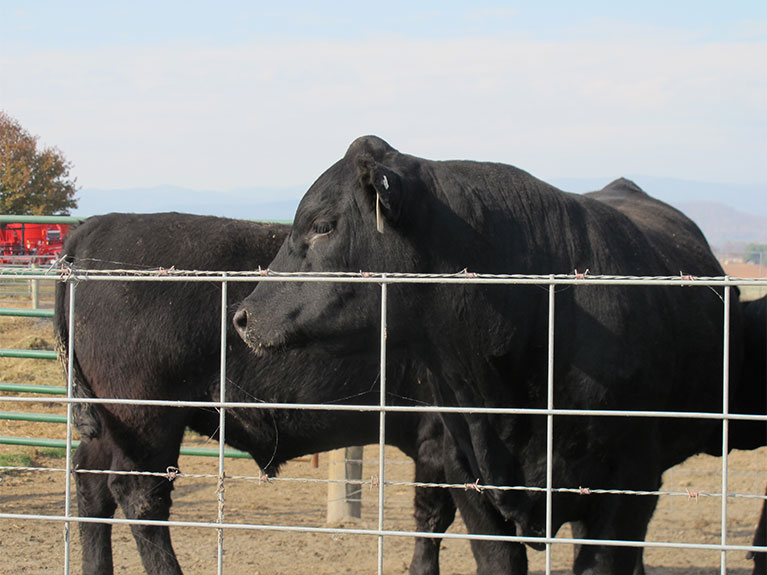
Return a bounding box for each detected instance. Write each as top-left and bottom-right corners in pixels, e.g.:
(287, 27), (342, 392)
(72, 177), (766, 251)
(671, 202), (767, 252)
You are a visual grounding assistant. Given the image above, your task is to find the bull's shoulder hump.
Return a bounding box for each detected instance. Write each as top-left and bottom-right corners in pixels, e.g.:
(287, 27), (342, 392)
(593, 178), (648, 199)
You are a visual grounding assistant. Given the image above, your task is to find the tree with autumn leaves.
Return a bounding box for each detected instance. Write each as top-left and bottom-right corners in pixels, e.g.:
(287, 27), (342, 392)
(0, 111), (78, 215)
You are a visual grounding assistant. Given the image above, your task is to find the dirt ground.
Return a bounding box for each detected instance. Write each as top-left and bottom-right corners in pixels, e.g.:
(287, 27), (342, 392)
(1, 441), (765, 574)
(1, 277), (765, 574)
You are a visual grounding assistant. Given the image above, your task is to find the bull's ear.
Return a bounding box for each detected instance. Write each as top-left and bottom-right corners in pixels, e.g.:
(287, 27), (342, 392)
(356, 154), (403, 233)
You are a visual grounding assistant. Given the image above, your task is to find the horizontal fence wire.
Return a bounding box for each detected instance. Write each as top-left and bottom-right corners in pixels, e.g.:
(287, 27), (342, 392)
(1, 268), (765, 574)
(1, 511), (766, 555)
(2, 393), (766, 421)
(2, 262), (767, 286)
(2, 463), (764, 503)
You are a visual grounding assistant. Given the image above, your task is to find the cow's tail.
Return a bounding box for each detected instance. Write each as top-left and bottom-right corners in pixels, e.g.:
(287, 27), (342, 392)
(54, 254), (101, 441)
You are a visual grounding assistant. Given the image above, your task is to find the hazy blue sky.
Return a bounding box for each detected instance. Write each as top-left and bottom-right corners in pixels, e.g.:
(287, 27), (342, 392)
(1, 1), (765, 200)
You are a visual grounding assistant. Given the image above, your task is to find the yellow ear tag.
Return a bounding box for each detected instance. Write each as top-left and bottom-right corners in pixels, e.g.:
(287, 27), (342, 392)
(376, 174), (388, 234)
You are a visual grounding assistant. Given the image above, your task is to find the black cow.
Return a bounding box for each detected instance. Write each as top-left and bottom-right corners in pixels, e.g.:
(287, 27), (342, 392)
(741, 296), (766, 575)
(54, 213), (459, 575)
(234, 136), (744, 575)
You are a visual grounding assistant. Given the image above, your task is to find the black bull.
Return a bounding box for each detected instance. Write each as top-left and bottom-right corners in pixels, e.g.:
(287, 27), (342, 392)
(235, 135), (764, 575)
(54, 213), (456, 575)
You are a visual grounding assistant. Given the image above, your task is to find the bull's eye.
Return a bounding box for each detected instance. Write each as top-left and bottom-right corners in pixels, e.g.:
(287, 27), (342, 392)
(311, 220), (334, 236)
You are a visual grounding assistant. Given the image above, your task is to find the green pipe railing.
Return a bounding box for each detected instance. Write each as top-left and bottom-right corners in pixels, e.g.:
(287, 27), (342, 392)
(0, 349), (57, 359)
(0, 383), (66, 395)
(0, 228), (254, 461)
(0, 436), (73, 450)
(0, 411), (66, 423)
(0, 215), (84, 224)
(0, 435), (250, 459)
(0, 409), (252, 458)
(0, 308), (54, 317)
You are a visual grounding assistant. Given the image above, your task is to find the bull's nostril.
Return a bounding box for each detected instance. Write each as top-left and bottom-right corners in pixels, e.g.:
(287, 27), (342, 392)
(233, 308), (248, 334)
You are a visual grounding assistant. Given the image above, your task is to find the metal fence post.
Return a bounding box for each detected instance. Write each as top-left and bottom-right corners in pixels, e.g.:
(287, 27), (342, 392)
(377, 276), (388, 575)
(545, 277), (555, 574)
(720, 282), (732, 575)
(217, 276), (228, 575)
(63, 279), (76, 575)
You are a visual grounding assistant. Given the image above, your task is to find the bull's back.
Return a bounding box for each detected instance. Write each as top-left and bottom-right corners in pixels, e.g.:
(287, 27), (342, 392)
(586, 178), (723, 277)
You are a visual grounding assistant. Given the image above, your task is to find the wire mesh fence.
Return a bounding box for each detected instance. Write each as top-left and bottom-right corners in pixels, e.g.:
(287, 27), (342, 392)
(0, 265), (765, 574)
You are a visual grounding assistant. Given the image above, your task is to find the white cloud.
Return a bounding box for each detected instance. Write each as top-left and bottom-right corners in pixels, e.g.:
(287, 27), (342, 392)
(0, 34), (764, 191)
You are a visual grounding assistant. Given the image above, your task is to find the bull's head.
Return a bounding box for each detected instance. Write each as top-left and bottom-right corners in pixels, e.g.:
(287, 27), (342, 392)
(233, 136), (432, 356)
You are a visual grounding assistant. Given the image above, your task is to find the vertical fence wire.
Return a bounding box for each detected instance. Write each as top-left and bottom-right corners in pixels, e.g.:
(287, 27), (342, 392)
(218, 277), (228, 575)
(545, 278), (555, 574)
(720, 283), (732, 575)
(62, 281), (76, 575)
(377, 277), (388, 575)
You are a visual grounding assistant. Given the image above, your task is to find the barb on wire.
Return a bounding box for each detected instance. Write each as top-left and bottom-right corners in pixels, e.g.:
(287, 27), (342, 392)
(464, 479), (483, 493)
(574, 268), (590, 279)
(58, 259), (74, 282)
(47, 253), (68, 275)
(686, 488), (700, 502)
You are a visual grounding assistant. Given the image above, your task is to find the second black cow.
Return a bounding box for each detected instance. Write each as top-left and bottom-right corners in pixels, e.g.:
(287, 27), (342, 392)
(55, 213), (460, 575)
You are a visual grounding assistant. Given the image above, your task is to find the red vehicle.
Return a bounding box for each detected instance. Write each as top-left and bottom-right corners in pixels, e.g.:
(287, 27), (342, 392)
(0, 222), (71, 264)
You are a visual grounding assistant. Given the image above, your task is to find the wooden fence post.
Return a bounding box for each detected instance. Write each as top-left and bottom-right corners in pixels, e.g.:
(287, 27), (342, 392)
(326, 446), (363, 523)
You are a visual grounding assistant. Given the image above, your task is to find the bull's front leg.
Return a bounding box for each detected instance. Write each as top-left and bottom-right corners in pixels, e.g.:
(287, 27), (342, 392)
(442, 434), (529, 575)
(570, 468), (659, 575)
(409, 417), (457, 575)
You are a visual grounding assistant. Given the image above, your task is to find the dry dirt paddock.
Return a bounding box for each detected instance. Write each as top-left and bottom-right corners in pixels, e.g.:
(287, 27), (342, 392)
(1, 442), (765, 575)
(1, 275), (765, 575)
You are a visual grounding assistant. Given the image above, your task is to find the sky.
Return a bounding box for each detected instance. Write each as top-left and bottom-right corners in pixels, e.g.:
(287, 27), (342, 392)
(1, 1), (765, 207)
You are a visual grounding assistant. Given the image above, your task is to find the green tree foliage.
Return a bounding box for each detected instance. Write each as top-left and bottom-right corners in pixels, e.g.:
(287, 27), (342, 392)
(744, 243), (767, 265)
(0, 111), (78, 215)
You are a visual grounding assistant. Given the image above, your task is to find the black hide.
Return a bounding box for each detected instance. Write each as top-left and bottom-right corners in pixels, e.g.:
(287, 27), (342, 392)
(55, 212), (462, 575)
(235, 136), (749, 575)
(741, 296), (767, 575)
